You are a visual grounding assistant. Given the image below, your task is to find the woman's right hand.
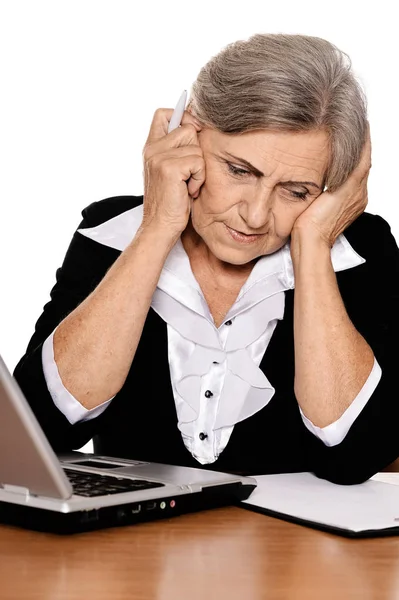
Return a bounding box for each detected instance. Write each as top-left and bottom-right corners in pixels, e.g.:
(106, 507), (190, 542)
(141, 108), (205, 240)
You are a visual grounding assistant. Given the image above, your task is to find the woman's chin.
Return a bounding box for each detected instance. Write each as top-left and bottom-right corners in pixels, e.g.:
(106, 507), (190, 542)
(206, 239), (262, 266)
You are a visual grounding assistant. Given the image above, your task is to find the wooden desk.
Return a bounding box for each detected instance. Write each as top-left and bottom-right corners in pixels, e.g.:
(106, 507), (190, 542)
(1, 506), (399, 600)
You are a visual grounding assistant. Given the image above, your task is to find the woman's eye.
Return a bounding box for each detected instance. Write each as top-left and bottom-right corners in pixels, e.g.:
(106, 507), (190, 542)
(226, 164), (309, 200)
(288, 190), (309, 200)
(227, 163), (250, 177)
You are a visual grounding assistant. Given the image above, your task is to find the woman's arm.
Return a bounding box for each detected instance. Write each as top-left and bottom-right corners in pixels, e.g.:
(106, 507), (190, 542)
(53, 225), (175, 409)
(290, 228), (375, 427)
(293, 214), (399, 484)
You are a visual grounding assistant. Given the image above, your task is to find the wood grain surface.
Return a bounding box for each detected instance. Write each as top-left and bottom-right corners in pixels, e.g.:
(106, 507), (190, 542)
(1, 506), (399, 600)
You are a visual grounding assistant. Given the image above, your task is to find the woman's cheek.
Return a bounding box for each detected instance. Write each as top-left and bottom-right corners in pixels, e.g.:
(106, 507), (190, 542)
(190, 195), (209, 231)
(192, 187), (231, 220)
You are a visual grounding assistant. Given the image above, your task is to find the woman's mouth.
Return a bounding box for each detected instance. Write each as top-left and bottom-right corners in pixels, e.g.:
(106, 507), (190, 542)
(224, 224), (263, 245)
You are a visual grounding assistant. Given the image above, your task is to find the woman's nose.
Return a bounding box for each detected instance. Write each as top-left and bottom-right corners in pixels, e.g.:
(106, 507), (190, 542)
(240, 193), (271, 231)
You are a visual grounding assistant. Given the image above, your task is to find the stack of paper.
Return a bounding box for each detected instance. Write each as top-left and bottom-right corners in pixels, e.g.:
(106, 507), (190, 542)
(241, 472), (399, 537)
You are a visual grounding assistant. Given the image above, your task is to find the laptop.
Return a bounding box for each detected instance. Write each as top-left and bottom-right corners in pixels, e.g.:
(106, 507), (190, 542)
(0, 354), (256, 534)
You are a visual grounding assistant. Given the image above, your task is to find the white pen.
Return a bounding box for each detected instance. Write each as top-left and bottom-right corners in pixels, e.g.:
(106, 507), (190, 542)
(167, 90), (187, 133)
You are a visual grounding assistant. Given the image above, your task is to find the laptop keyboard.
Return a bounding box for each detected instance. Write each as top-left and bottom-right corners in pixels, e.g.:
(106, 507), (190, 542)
(63, 468), (165, 497)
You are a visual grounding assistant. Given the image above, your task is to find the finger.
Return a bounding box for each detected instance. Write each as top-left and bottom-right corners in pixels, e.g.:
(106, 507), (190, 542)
(334, 124), (371, 195)
(185, 157), (206, 197)
(352, 121), (372, 179)
(360, 121), (372, 167)
(158, 144), (204, 161)
(146, 108), (201, 145)
(161, 154), (206, 196)
(144, 144), (204, 169)
(143, 124), (202, 161)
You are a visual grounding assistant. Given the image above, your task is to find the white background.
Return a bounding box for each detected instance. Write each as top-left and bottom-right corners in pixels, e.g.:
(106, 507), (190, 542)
(1, 0), (398, 371)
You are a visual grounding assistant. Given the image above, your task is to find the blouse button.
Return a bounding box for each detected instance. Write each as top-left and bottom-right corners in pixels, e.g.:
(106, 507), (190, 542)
(199, 432), (208, 441)
(225, 320), (233, 326)
(204, 390), (213, 398)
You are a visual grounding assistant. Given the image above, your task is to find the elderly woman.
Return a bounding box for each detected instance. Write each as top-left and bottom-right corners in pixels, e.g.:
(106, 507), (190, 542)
(14, 33), (399, 485)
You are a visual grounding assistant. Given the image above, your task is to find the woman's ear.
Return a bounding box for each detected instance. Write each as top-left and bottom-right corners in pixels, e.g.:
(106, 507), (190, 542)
(186, 99), (206, 132)
(186, 99), (199, 120)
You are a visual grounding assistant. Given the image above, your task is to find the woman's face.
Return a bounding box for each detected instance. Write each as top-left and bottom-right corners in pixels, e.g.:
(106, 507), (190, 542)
(190, 127), (330, 265)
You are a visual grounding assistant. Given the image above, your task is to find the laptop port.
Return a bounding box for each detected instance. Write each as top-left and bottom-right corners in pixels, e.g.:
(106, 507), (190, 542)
(82, 509), (99, 523)
(146, 501), (157, 511)
(131, 504), (141, 514)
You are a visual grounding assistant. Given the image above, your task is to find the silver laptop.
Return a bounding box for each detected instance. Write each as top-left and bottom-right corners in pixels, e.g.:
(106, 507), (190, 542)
(0, 354), (256, 533)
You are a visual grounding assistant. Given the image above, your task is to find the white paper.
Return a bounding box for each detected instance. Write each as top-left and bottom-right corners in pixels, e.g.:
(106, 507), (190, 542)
(371, 472), (399, 486)
(242, 472), (399, 533)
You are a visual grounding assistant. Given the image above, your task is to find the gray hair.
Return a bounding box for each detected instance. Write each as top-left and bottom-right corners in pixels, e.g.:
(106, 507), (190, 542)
(189, 33), (368, 191)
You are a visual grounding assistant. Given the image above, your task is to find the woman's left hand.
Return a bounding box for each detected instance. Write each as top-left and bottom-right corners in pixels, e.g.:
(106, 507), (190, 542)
(291, 123), (372, 248)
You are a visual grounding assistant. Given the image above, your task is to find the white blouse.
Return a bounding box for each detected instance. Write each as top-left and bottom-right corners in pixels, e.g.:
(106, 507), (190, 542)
(42, 205), (382, 465)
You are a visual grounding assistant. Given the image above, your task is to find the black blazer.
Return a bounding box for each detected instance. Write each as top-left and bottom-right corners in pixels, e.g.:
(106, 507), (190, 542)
(13, 196), (399, 484)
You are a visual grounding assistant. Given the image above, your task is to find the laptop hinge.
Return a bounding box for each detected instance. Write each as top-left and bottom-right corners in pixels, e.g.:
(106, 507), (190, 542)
(1, 483), (31, 498)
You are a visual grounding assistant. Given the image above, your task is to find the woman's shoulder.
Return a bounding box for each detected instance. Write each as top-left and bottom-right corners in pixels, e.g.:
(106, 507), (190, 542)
(344, 211), (398, 261)
(80, 195), (144, 228)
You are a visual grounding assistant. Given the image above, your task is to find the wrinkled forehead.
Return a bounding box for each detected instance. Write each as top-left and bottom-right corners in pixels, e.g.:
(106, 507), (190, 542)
(200, 127), (330, 183)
